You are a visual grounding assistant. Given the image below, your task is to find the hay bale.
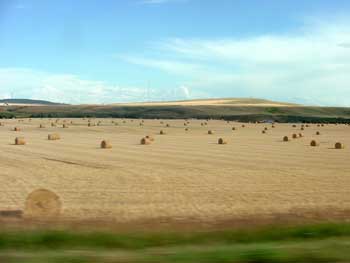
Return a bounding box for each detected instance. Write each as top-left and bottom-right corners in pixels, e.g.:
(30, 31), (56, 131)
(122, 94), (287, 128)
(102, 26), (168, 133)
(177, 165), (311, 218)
(62, 124), (68, 128)
(160, 130), (166, 135)
(301, 127), (304, 131)
(310, 140), (319, 147)
(283, 136), (289, 142)
(335, 142), (344, 149)
(51, 123), (56, 127)
(0, 122), (3, 126)
(101, 140), (112, 149)
(48, 133), (60, 140)
(13, 127), (21, 132)
(218, 138), (227, 144)
(292, 125), (296, 128)
(141, 137), (151, 145)
(185, 128), (189, 131)
(24, 189), (61, 219)
(241, 124), (245, 128)
(15, 137), (26, 145)
(166, 124), (170, 127)
(39, 124), (45, 128)
(298, 133), (303, 138)
(262, 130), (266, 134)
(292, 133), (298, 139)
(208, 130), (214, 134)
(272, 125), (275, 128)
(232, 127), (236, 130)
(264, 127), (268, 131)
(316, 131), (320, 135)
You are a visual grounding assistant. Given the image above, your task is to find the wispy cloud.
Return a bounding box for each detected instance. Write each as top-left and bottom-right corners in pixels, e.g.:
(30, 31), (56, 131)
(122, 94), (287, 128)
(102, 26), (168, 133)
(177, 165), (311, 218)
(0, 68), (192, 104)
(122, 16), (350, 106)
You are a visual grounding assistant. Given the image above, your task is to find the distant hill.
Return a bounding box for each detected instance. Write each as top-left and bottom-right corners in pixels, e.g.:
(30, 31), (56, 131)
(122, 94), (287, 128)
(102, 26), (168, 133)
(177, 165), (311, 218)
(0, 99), (65, 106)
(0, 98), (349, 123)
(115, 98), (300, 107)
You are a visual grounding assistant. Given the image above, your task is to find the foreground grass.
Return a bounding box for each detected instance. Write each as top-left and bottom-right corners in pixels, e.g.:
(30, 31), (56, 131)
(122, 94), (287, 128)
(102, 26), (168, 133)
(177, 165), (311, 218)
(1, 223), (350, 262)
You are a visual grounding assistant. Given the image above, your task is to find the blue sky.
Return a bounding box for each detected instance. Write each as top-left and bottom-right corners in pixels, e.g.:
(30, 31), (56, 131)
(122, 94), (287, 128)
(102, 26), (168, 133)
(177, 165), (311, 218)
(0, 0), (350, 105)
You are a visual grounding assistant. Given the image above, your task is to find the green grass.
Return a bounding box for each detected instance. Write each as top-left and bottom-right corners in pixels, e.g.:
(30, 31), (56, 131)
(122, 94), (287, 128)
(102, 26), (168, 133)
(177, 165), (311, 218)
(1, 223), (350, 262)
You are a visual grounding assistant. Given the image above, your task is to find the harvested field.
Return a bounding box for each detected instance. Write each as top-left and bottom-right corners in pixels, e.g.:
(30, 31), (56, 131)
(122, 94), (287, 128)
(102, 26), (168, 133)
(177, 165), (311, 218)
(0, 118), (349, 225)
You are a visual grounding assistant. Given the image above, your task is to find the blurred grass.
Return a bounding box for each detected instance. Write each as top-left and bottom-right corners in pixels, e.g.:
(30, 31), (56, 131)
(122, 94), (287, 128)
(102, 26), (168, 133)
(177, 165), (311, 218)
(0, 223), (350, 262)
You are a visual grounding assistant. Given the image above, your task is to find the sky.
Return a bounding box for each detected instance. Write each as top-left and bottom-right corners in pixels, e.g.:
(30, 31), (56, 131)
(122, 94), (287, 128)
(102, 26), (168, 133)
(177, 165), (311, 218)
(0, 0), (350, 105)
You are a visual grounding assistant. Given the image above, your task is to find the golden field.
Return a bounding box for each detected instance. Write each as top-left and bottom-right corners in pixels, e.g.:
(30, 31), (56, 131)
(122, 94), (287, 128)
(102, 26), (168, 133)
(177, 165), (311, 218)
(0, 118), (349, 225)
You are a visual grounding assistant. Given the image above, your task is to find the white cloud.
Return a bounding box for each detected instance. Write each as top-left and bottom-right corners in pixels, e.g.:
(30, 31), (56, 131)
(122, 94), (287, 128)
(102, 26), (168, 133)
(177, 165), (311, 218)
(0, 68), (195, 104)
(123, 17), (350, 106)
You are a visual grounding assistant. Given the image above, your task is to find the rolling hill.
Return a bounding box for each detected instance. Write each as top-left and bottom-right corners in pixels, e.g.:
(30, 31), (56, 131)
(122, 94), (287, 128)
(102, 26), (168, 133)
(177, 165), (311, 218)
(0, 98), (349, 123)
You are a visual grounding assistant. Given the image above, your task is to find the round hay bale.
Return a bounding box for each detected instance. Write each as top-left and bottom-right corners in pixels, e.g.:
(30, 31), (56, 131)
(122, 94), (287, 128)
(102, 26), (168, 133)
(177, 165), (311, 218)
(140, 137), (151, 145)
(101, 140), (112, 149)
(301, 127), (304, 131)
(159, 130), (165, 135)
(24, 189), (61, 219)
(264, 127), (268, 131)
(316, 131), (320, 135)
(241, 124), (245, 128)
(48, 133), (60, 140)
(13, 127), (21, 132)
(272, 125), (275, 128)
(283, 136), (289, 142)
(262, 130), (266, 134)
(51, 123), (56, 127)
(218, 138), (227, 144)
(208, 130), (214, 135)
(292, 133), (298, 139)
(310, 140), (319, 147)
(39, 124), (45, 128)
(15, 137), (25, 145)
(166, 124), (170, 127)
(185, 128), (189, 131)
(292, 125), (296, 128)
(232, 127), (236, 131)
(298, 133), (303, 138)
(62, 124), (68, 128)
(335, 142), (344, 149)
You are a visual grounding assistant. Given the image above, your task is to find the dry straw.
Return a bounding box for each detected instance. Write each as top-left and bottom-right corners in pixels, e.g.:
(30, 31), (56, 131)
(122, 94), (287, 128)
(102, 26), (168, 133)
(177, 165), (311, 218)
(101, 140), (112, 149)
(15, 137), (26, 145)
(218, 138), (227, 144)
(145, 135), (155, 141)
(141, 137), (151, 145)
(310, 140), (319, 147)
(48, 133), (60, 140)
(335, 142), (344, 149)
(24, 189), (61, 218)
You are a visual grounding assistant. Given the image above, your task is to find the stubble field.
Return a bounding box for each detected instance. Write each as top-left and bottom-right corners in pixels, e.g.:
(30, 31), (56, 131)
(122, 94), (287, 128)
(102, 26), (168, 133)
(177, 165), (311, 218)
(0, 118), (349, 226)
